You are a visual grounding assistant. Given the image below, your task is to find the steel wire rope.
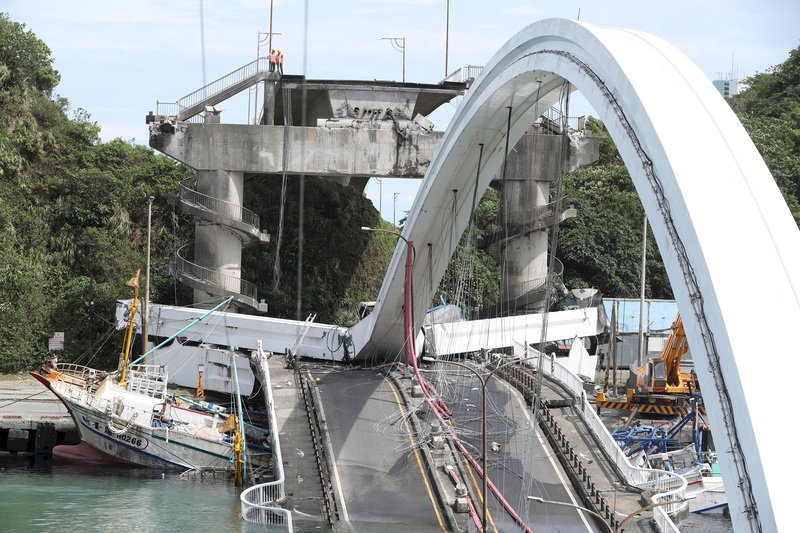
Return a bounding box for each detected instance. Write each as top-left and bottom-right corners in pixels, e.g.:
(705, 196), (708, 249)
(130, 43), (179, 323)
(68, 322), (118, 366)
(513, 79), (546, 513)
(294, 0), (311, 321)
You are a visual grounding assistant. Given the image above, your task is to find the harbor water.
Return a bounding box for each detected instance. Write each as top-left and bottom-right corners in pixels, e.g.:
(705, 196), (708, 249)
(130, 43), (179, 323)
(0, 457), (437, 533)
(0, 458), (262, 533)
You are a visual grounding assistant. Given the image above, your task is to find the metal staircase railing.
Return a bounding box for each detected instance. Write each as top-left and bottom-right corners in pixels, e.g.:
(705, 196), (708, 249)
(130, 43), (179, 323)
(178, 182), (266, 241)
(156, 58), (274, 121)
(443, 65), (484, 84)
(173, 245), (265, 311)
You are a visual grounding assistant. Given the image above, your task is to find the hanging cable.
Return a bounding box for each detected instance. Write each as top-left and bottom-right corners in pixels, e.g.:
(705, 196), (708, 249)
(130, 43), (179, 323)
(295, 0), (310, 320)
(499, 106), (514, 315)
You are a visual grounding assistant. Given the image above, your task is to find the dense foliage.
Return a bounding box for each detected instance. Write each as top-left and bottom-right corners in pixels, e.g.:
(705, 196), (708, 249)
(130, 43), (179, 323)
(0, 13), (193, 372)
(557, 47), (800, 299)
(730, 46), (800, 224)
(243, 175), (390, 326)
(558, 117), (672, 299)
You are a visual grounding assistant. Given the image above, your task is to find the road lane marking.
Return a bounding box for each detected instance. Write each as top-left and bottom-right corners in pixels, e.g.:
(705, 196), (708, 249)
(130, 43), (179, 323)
(385, 377), (447, 531)
(508, 381), (595, 532)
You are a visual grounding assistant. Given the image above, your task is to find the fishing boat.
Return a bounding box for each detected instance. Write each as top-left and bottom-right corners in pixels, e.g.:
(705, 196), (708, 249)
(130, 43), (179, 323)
(31, 271), (248, 472)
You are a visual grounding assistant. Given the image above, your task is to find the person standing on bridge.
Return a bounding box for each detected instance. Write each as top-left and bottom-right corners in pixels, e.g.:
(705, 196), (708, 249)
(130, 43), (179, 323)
(269, 49), (276, 72)
(277, 49), (284, 75)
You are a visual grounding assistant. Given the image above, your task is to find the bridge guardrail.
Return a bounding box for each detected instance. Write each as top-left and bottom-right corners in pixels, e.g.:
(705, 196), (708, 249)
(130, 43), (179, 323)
(240, 342), (292, 530)
(518, 349), (688, 531)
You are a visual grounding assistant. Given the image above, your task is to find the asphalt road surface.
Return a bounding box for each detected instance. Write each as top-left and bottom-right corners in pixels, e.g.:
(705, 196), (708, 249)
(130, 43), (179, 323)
(313, 368), (446, 531)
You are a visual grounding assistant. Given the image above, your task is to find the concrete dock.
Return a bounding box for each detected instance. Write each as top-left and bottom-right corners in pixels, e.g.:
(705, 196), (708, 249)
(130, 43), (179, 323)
(0, 374), (78, 455)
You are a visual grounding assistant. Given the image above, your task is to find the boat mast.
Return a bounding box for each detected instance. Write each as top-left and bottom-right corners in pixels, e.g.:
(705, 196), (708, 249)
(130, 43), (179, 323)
(119, 269), (141, 387)
(231, 349), (247, 486)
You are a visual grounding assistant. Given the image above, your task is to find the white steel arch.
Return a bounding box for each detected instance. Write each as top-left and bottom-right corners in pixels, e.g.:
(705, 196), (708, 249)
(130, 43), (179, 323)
(350, 18), (800, 532)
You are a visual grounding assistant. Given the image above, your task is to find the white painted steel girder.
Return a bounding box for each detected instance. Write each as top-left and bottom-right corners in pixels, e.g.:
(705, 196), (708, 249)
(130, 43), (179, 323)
(428, 307), (604, 357)
(148, 304), (351, 362)
(353, 18), (800, 532)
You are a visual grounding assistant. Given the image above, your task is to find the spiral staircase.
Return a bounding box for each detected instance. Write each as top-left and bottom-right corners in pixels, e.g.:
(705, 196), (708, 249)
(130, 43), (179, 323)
(173, 180), (269, 312)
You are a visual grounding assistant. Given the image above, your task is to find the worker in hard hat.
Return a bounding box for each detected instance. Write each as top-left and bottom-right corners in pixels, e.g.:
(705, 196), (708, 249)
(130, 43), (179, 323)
(269, 49), (276, 72)
(277, 49), (284, 75)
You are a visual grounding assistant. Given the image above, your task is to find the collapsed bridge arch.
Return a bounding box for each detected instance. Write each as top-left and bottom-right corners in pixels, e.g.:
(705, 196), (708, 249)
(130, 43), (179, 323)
(351, 18), (800, 532)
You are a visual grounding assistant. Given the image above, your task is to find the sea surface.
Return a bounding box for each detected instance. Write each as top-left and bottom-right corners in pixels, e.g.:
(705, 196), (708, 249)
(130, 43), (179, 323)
(0, 457), (437, 533)
(0, 457), (264, 533)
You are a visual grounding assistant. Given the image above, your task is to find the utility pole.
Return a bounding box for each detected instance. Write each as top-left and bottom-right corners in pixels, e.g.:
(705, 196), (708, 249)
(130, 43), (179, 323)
(376, 178), (382, 217)
(268, 0), (274, 54)
(638, 215), (648, 368)
(393, 192), (400, 227)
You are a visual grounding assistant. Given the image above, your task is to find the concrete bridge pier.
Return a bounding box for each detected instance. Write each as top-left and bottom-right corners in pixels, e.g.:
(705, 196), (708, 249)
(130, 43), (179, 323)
(500, 130), (598, 314)
(502, 175), (551, 311)
(193, 167), (245, 306)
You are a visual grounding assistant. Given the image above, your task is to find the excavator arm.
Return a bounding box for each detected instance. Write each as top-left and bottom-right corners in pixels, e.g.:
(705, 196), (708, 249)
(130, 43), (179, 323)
(662, 314), (691, 389)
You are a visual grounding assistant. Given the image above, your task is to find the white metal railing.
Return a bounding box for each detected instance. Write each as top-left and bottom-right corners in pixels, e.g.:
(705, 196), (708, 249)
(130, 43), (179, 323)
(443, 65), (484, 84)
(539, 106), (586, 132)
(177, 57), (270, 110)
(179, 181), (261, 229)
(175, 245), (259, 301)
(126, 364), (168, 399)
(153, 102), (203, 123)
(240, 342), (292, 530)
(521, 349), (688, 531)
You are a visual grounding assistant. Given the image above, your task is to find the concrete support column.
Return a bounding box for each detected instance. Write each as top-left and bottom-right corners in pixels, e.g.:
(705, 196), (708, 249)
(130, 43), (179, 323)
(193, 169), (245, 305)
(503, 179), (550, 307)
(499, 132), (569, 313)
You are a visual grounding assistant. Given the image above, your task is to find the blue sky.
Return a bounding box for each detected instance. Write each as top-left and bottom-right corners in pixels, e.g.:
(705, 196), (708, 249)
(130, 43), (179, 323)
(5, 0), (798, 222)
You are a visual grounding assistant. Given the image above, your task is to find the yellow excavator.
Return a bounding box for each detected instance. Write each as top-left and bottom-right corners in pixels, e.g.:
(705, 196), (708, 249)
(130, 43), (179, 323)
(598, 314), (699, 415)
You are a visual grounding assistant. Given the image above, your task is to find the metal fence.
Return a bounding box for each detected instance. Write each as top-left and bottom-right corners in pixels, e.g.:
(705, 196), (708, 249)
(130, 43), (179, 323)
(443, 65), (484, 84)
(521, 348), (688, 531)
(240, 342), (292, 530)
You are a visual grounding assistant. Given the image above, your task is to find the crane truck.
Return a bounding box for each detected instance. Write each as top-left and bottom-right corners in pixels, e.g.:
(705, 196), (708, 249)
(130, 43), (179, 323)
(597, 314), (700, 416)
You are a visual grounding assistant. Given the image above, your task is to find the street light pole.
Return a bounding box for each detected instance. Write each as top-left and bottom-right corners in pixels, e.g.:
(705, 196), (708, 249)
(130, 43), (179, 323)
(527, 496), (613, 533)
(434, 354), (542, 532)
(380, 37), (406, 82)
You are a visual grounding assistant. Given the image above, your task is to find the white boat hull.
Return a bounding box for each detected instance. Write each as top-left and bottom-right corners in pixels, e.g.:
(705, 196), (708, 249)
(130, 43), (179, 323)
(66, 398), (233, 470)
(33, 370), (235, 471)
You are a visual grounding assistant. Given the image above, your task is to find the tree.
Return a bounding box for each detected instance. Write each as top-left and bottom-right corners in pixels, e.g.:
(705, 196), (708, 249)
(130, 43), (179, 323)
(0, 13), (59, 94)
